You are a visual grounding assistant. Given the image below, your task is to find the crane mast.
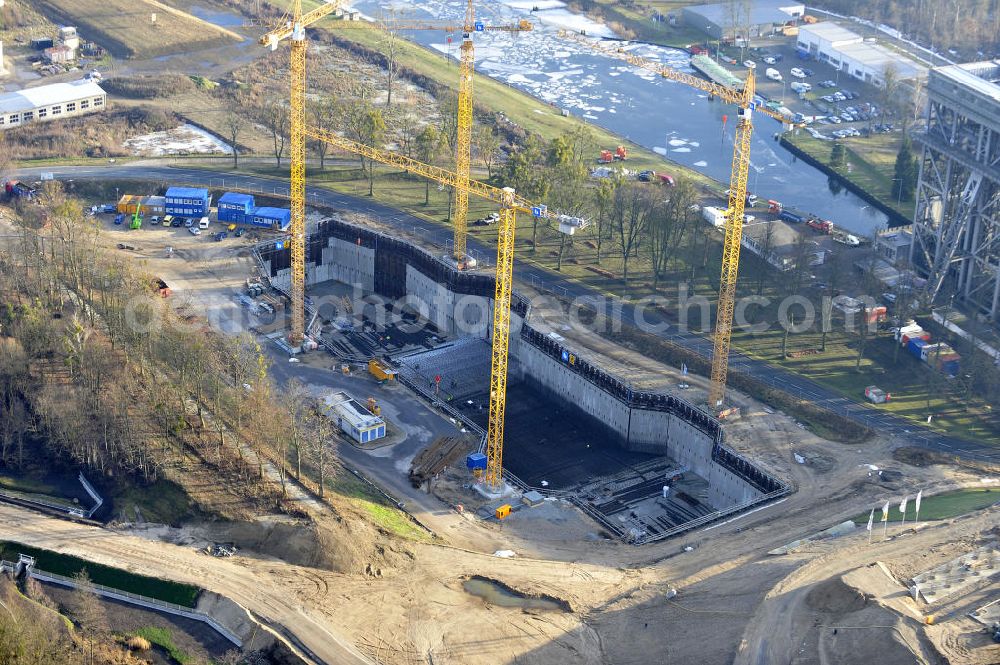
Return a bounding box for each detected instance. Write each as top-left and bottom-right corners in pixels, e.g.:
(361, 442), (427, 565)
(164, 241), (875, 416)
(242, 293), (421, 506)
(709, 73), (756, 408)
(453, 0), (476, 265)
(484, 190), (517, 487)
(564, 33), (787, 409)
(288, 0), (306, 346)
(305, 127), (587, 490)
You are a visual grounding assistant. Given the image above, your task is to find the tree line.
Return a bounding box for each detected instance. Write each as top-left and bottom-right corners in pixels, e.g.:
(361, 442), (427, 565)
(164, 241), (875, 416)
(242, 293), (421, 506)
(0, 182), (337, 508)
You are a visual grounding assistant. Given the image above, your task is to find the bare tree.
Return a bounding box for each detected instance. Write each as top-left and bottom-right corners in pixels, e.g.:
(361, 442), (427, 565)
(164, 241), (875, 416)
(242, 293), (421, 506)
(309, 97), (337, 170)
(304, 403), (337, 498)
(381, 21), (401, 108)
(264, 102), (289, 168)
(612, 182), (655, 284)
(223, 101), (246, 169)
(475, 125), (502, 179)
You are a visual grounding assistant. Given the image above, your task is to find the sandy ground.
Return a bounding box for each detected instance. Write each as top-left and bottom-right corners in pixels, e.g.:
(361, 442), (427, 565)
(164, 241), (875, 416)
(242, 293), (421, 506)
(4, 204), (999, 665)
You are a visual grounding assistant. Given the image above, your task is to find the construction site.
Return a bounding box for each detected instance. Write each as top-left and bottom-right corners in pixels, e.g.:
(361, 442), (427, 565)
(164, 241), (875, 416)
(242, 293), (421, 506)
(1, 1), (1000, 665)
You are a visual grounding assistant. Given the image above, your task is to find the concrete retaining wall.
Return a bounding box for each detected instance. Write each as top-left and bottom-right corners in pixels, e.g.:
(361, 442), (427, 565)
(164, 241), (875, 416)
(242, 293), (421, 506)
(513, 338), (762, 508)
(257, 217), (785, 513)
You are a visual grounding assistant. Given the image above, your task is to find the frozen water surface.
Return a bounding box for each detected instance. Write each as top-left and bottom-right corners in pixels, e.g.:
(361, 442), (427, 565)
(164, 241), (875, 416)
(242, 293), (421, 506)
(352, 0), (889, 234)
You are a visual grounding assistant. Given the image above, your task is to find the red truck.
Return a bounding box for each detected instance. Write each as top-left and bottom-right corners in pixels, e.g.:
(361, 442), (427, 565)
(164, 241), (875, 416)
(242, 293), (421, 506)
(807, 218), (833, 234)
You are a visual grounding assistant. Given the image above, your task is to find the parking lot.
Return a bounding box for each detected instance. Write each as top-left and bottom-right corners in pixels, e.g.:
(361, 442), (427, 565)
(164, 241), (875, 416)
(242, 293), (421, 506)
(715, 36), (901, 142)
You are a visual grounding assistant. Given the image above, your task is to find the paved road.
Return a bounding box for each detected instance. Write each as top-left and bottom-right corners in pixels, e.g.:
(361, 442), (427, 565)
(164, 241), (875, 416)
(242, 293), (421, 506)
(17, 163), (999, 463)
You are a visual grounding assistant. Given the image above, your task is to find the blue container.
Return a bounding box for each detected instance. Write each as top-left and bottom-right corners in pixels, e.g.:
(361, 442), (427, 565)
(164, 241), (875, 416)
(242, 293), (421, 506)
(165, 187), (210, 217)
(218, 192), (254, 223)
(248, 206), (292, 230)
(466, 453), (487, 471)
(940, 360), (959, 377)
(907, 338), (927, 359)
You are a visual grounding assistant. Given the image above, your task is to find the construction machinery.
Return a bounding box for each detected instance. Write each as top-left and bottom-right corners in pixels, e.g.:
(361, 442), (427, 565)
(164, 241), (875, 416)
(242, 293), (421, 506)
(259, 1), (530, 344)
(306, 126), (587, 489)
(332, 3), (533, 266)
(564, 32), (794, 409)
(258, 0), (349, 345)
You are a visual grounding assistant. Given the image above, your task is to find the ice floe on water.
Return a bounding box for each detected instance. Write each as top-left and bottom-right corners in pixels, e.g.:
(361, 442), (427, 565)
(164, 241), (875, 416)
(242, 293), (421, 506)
(351, 0), (888, 234)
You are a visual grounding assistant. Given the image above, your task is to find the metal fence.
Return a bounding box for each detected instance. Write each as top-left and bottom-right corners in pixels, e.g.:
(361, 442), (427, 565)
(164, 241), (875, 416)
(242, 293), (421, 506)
(27, 567), (242, 647)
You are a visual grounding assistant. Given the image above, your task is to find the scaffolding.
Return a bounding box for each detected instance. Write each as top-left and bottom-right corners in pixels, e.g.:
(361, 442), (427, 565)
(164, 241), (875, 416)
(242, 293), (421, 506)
(911, 61), (1000, 321)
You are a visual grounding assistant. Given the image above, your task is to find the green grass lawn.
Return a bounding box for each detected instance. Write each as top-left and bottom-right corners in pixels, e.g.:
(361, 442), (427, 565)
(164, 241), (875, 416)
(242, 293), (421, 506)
(135, 627), (191, 665)
(851, 488), (999, 524)
(0, 541), (201, 608)
(329, 467), (431, 542)
(784, 131), (914, 220)
(732, 325), (1000, 443)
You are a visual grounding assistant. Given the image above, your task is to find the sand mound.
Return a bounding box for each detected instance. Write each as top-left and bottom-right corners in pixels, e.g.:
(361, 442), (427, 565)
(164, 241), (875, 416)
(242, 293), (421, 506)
(207, 515), (412, 575)
(805, 577), (868, 615)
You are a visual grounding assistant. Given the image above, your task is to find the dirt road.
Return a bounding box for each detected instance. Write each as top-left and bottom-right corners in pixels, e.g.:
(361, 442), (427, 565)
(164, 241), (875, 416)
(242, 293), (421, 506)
(0, 503), (372, 665)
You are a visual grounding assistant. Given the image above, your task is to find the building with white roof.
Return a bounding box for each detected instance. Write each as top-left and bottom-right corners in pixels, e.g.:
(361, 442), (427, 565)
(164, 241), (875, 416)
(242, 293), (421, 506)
(683, 1), (804, 40)
(0, 79), (106, 130)
(325, 391), (386, 445)
(797, 22), (926, 87)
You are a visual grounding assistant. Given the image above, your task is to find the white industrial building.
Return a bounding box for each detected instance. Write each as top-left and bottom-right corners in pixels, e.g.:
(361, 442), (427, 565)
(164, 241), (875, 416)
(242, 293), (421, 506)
(683, 1), (805, 40)
(0, 79), (106, 130)
(797, 22), (926, 86)
(325, 391), (386, 445)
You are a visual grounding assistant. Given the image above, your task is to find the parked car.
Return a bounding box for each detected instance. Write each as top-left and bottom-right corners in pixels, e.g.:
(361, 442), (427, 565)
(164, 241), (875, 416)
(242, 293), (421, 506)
(114, 213), (124, 225)
(150, 216), (160, 225)
(184, 218), (194, 227)
(802, 68), (814, 76)
(101, 204), (116, 213)
(638, 170), (656, 182)
(235, 228), (246, 237)
(743, 60), (756, 69)
(198, 217), (210, 229)
(762, 56), (777, 65)
(820, 80), (837, 88)
(765, 68), (782, 81)
(171, 218), (183, 227)
(189, 227), (201, 236)
(829, 116), (841, 124)
(790, 67), (806, 78)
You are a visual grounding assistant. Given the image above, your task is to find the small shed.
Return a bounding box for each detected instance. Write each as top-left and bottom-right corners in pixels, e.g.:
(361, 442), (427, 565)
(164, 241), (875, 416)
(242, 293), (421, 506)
(325, 391), (386, 444)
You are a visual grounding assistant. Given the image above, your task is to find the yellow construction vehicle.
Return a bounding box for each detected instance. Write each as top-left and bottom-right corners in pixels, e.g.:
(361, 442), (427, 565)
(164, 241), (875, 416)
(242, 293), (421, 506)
(563, 32), (793, 409)
(368, 358), (397, 383)
(307, 126), (587, 490)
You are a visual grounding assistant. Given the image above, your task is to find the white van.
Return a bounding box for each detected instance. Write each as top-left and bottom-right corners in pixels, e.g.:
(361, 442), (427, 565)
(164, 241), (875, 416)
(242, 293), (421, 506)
(198, 217), (210, 230)
(765, 68), (782, 81)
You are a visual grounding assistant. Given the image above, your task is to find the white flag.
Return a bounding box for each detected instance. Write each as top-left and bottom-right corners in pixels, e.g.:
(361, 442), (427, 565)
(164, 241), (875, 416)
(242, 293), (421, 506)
(881, 500), (890, 522)
(899, 496), (908, 513)
(915, 490), (922, 513)
(866, 508), (874, 531)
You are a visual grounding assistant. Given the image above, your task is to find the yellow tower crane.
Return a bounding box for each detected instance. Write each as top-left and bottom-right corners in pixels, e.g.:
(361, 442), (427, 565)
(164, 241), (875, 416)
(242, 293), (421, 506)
(305, 126), (587, 489)
(563, 33), (793, 409)
(333, 3), (533, 266)
(258, 0), (349, 346)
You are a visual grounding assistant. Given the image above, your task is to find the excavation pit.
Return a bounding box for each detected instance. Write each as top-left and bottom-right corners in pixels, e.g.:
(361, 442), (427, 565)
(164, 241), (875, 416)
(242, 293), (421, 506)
(256, 216), (791, 544)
